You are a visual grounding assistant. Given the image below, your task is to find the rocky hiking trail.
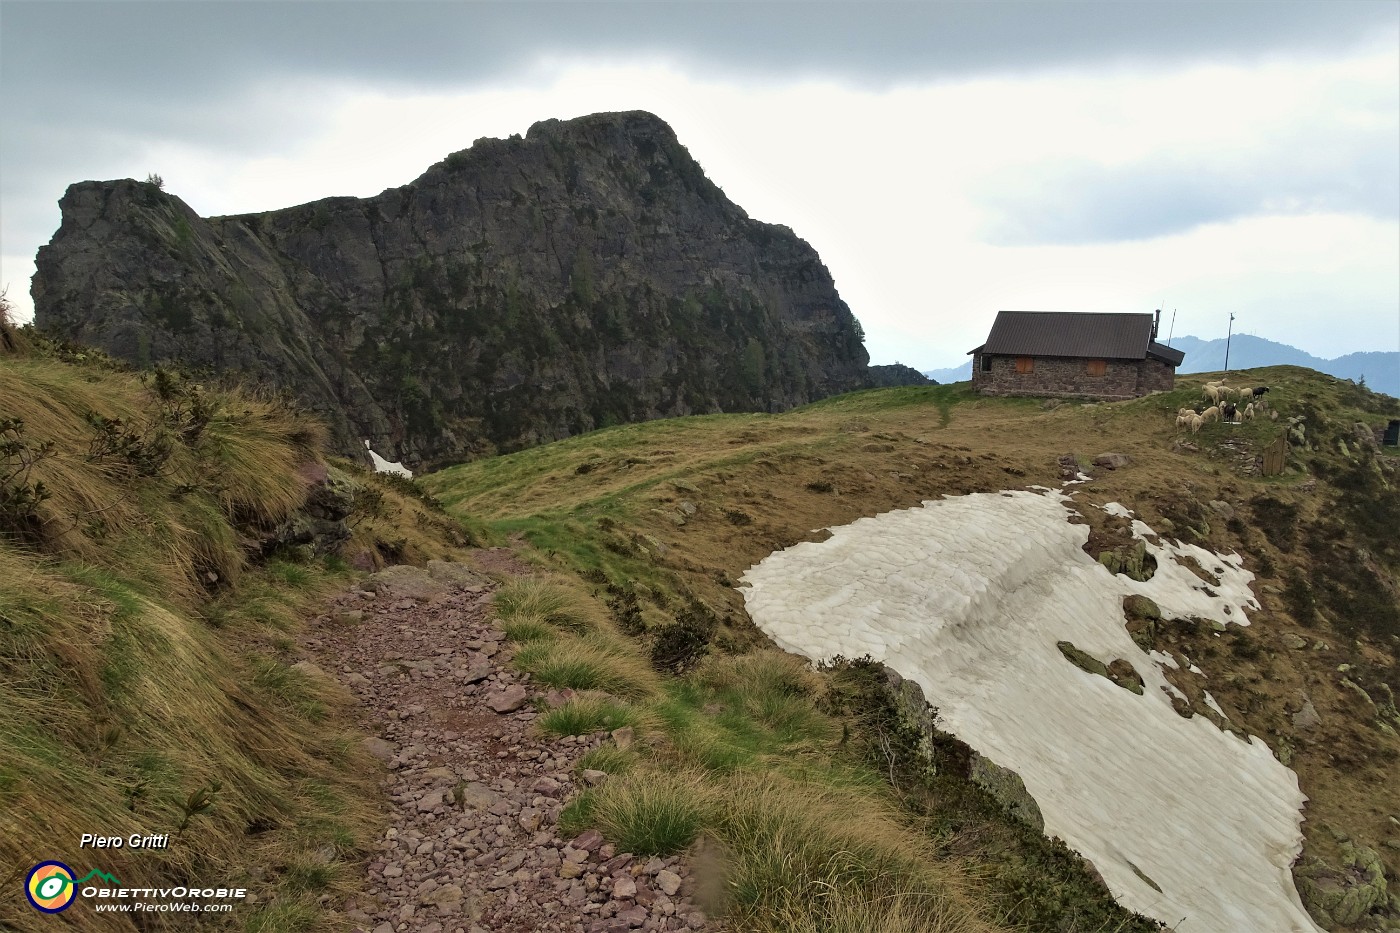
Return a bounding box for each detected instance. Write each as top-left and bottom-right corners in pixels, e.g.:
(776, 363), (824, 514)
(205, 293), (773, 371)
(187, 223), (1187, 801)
(301, 554), (721, 933)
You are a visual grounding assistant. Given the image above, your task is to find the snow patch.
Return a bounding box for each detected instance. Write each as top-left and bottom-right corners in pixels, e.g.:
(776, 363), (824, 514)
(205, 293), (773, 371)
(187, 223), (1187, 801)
(739, 489), (1320, 932)
(364, 440), (412, 478)
(1148, 649), (1178, 670)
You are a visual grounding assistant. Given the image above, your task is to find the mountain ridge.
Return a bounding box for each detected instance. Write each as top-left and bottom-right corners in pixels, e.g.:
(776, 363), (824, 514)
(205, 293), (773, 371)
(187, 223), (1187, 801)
(33, 110), (870, 469)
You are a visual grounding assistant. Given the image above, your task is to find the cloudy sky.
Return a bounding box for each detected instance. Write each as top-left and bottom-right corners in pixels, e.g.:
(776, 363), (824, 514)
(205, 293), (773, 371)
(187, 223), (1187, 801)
(2, 1), (1397, 369)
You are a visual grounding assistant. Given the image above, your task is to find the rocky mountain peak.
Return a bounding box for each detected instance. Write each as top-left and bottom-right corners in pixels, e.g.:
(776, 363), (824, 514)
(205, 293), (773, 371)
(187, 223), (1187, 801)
(33, 112), (870, 469)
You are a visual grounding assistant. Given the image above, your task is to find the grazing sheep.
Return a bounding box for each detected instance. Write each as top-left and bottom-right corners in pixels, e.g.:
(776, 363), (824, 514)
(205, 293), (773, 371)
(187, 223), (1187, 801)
(1190, 413), (1206, 433)
(1203, 384), (1222, 405)
(1251, 386), (1270, 399)
(1221, 401), (1238, 422)
(1202, 405), (1221, 423)
(1177, 412), (1194, 428)
(1218, 385), (1239, 401)
(1243, 402), (1255, 421)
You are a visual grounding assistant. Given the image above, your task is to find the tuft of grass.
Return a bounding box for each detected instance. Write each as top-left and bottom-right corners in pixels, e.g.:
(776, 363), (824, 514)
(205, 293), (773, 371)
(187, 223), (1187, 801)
(586, 770), (715, 856)
(267, 558), (315, 588)
(577, 744), (638, 775)
(502, 618), (557, 643)
(580, 768), (994, 932)
(558, 789), (600, 838)
(493, 576), (607, 632)
(537, 697), (641, 737)
(513, 632), (662, 699)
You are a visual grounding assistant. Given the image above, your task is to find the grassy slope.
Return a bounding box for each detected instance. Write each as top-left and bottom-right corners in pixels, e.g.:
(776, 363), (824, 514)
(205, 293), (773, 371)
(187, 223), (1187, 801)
(0, 335), (471, 932)
(425, 368), (1400, 931)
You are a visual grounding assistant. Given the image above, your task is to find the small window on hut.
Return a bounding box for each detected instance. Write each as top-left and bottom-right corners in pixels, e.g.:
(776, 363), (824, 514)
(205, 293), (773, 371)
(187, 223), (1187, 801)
(1086, 359), (1107, 376)
(1015, 357), (1035, 374)
(981, 356), (993, 373)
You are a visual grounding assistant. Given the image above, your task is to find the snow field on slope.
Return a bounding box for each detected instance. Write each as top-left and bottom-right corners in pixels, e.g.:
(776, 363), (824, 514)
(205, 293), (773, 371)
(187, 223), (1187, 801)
(739, 489), (1322, 932)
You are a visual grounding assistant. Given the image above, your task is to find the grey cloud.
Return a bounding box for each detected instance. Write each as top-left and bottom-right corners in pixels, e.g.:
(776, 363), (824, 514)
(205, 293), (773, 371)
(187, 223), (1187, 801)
(4, 2), (1396, 104)
(2, 1), (1395, 303)
(978, 120), (1400, 245)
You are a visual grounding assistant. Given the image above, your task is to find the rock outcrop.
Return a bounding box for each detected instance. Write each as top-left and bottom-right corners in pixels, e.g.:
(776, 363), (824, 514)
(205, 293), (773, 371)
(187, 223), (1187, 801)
(33, 111), (869, 469)
(864, 363), (933, 388)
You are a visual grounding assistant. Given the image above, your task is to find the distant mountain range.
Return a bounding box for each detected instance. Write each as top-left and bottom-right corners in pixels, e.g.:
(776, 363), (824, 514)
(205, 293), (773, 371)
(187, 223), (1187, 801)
(922, 333), (1398, 398)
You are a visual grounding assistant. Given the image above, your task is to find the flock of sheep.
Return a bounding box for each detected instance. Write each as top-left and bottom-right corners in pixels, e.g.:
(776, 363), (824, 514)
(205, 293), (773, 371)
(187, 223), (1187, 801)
(1177, 382), (1273, 433)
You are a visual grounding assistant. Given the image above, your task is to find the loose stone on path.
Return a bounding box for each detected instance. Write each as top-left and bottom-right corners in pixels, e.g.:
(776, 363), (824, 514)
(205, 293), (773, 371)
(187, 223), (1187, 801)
(304, 560), (720, 933)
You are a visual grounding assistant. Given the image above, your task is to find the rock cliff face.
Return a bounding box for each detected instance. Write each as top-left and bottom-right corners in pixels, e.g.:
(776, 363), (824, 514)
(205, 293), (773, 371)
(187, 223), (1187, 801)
(33, 111), (869, 468)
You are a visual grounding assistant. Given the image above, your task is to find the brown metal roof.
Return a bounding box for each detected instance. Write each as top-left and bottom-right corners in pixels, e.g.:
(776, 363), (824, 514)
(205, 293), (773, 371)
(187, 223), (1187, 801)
(971, 311), (1183, 365)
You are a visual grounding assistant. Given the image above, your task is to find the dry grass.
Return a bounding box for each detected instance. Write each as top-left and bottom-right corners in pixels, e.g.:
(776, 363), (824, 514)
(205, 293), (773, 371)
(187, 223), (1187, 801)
(492, 576), (609, 632)
(583, 769), (995, 933)
(0, 359), (321, 603)
(425, 365), (1400, 929)
(0, 354), (383, 932)
(0, 289), (28, 355)
(513, 631), (663, 700)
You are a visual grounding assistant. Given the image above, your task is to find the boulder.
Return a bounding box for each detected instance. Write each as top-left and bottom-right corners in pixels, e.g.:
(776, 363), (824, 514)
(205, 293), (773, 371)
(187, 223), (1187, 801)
(1296, 842), (1388, 925)
(426, 560), (487, 589)
(368, 565), (448, 602)
(487, 684), (529, 713)
(970, 752), (1045, 833)
(1106, 659), (1145, 695)
(1092, 452), (1131, 470)
(362, 737), (395, 761)
(1057, 641), (1109, 679)
(1292, 693), (1322, 732)
(261, 463), (357, 557)
(1098, 539), (1157, 582)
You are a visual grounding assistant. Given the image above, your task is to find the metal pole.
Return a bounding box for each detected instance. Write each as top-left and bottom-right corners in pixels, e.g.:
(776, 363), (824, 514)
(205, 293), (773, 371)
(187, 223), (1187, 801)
(1167, 309), (1176, 346)
(1224, 312), (1235, 375)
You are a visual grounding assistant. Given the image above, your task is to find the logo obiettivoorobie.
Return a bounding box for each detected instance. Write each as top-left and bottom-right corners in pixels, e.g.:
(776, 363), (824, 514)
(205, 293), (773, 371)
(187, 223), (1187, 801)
(25, 861), (77, 913)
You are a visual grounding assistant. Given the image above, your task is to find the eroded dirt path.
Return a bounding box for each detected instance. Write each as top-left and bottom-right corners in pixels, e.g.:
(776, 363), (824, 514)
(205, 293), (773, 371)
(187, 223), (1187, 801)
(302, 555), (715, 933)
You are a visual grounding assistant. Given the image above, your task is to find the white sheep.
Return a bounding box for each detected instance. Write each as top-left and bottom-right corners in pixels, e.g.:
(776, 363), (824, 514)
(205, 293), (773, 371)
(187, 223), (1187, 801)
(1202, 384), (1222, 405)
(1243, 402), (1255, 421)
(1202, 405), (1221, 423)
(1190, 413), (1205, 433)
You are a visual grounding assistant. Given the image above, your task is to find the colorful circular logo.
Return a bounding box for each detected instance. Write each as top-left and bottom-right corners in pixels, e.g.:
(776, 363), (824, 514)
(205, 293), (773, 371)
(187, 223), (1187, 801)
(26, 861), (77, 913)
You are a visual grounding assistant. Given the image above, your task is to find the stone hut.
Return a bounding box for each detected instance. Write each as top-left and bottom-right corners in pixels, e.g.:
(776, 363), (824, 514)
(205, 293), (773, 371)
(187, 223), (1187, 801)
(969, 311), (1185, 400)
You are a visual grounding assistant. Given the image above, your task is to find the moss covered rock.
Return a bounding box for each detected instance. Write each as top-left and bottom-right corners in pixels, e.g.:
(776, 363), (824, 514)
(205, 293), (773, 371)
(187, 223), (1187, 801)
(1296, 841), (1389, 925)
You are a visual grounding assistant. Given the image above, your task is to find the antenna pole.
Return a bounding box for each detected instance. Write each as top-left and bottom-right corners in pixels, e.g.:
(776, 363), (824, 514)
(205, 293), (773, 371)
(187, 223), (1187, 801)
(1167, 309), (1176, 346)
(1224, 312), (1235, 375)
